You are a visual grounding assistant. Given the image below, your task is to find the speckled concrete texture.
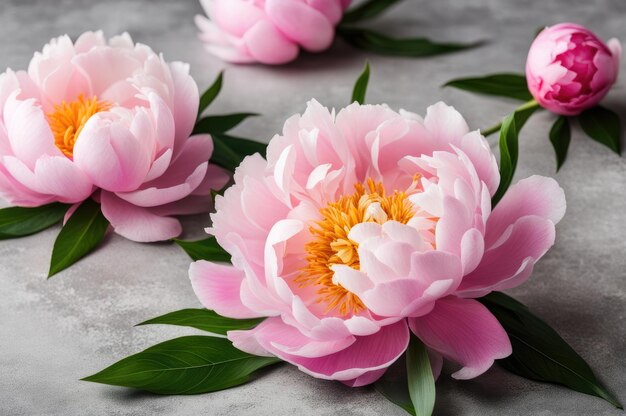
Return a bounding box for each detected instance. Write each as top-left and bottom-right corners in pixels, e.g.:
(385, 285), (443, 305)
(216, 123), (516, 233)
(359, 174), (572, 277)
(0, 0), (625, 415)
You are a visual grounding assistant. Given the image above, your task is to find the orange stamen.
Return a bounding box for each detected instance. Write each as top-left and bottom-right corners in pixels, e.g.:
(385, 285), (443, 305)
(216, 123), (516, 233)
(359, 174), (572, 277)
(296, 178), (420, 316)
(47, 94), (111, 158)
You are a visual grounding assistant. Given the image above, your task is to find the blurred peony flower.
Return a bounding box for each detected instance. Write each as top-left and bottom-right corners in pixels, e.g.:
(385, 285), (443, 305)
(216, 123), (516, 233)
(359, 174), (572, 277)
(195, 0), (351, 65)
(526, 23), (621, 115)
(190, 100), (566, 385)
(0, 31), (229, 242)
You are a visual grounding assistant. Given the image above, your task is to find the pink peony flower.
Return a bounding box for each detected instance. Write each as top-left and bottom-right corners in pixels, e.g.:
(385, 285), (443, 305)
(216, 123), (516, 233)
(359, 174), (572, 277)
(190, 100), (566, 386)
(195, 0), (352, 65)
(526, 23), (621, 115)
(0, 31), (229, 242)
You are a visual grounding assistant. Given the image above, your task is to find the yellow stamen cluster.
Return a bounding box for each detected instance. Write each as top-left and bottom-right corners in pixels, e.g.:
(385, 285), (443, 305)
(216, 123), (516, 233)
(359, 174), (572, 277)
(296, 179), (417, 316)
(47, 95), (111, 158)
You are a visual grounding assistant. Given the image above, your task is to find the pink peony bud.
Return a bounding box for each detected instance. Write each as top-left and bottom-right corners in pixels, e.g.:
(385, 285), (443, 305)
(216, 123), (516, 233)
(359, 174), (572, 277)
(526, 23), (621, 116)
(195, 0), (352, 65)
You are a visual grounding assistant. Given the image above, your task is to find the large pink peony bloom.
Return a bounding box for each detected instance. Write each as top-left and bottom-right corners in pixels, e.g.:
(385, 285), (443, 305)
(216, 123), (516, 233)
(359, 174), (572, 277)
(195, 0), (352, 65)
(190, 101), (566, 386)
(0, 32), (229, 242)
(526, 23), (621, 116)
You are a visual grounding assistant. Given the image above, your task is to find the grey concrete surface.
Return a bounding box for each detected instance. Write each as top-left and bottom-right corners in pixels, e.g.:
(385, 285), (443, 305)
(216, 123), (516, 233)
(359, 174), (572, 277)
(1, 0), (625, 415)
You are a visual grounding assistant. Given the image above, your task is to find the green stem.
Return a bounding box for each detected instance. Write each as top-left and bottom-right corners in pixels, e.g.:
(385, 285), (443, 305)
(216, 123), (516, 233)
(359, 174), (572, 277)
(481, 99), (540, 137)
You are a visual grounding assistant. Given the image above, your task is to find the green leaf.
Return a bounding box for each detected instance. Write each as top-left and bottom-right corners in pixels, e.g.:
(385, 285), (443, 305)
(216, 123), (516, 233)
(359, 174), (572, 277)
(0, 203), (69, 240)
(136, 309), (263, 335)
(492, 101), (539, 206)
(194, 113), (259, 135)
(374, 355), (416, 416)
(406, 336), (436, 416)
(174, 236), (231, 262)
(48, 199), (109, 277)
(198, 71), (223, 118)
(82, 336), (281, 394)
(341, 0), (403, 24)
(210, 133), (267, 172)
(480, 292), (622, 409)
(337, 27), (483, 57)
(443, 73), (532, 101)
(549, 116), (571, 171)
(351, 61), (370, 104)
(578, 106), (622, 155)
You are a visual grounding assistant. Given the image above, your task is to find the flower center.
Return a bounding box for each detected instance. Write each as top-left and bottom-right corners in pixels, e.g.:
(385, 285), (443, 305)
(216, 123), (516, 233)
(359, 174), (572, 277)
(296, 178), (419, 316)
(47, 95), (111, 158)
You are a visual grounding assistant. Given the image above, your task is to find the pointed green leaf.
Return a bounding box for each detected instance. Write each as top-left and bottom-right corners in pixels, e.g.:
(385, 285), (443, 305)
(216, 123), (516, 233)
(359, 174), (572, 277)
(492, 101), (539, 206)
(341, 0), (403, 24)
(374, 355), (416, 416)
(549, 116), (571, 171)
(136, 309), (262, 335)
(198, 71), (223, 118)
(443, 73), (532, 101)
(578, 106), (621, 155)
(351, 61), (370, 104)
(82, 336), (281, 394)
(175, 236), (230, 262)
(337, 27), (483, 57)
(406, 336), (436, 416)
(0, 203), (69, 240)
(194, 113), (259, 135)
(48, 199), (109, 277)
(210, 133), (267, 172)
(480, 292), (622, 409)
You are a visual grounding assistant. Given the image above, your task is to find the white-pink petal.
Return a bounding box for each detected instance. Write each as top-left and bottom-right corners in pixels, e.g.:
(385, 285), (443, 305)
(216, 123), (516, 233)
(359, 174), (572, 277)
(409, 296), (512, 379)
(100, 191), (181, 242)
(189, 260), (262, 319)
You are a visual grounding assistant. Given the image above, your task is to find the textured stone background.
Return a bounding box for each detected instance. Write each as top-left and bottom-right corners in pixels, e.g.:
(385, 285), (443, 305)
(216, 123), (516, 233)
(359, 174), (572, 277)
(0, 0), (625, 415)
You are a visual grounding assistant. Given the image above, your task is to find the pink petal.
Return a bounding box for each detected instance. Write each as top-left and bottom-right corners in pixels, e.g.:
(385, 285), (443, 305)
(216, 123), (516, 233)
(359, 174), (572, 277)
(423, 102), (470, 148)
(28, 35), (75, 89)
(116, 162), (207, 207)
(230, 318), (409, 383)
(143, 149), (173, 183)
(229, 317), (355, 359)
(73, 31), (107, 53)
(146, 93), (176, 154)
(193, 164), (230, 195)
(100, 191), (181, 242)
(1, 155), (92, 204)
(342, 368), (387, 387)
(195, 16), (256, 64)
(73, 116), (153, 192)
(189, 260), (262, 319)
(4, 95), (61, 168)
(0, 162), (54, 207)
(266, 0), (335, 52)
(204, 0), (265, 37)
(460, 228), (484, 275)
(456, 216), (556, 297)
(168, 62), (199, 154)
(149, 134), (214, 189)
(435, 195), (473, 256)
(485, 175), (565, 248)
(457, 130), (500, 195)
(307, 0), (344, 25)
(409, 296), (511, 380)
(33, 155), (93, 203)
(72, 43), (143, 96)
(242, 20), (300, 65)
